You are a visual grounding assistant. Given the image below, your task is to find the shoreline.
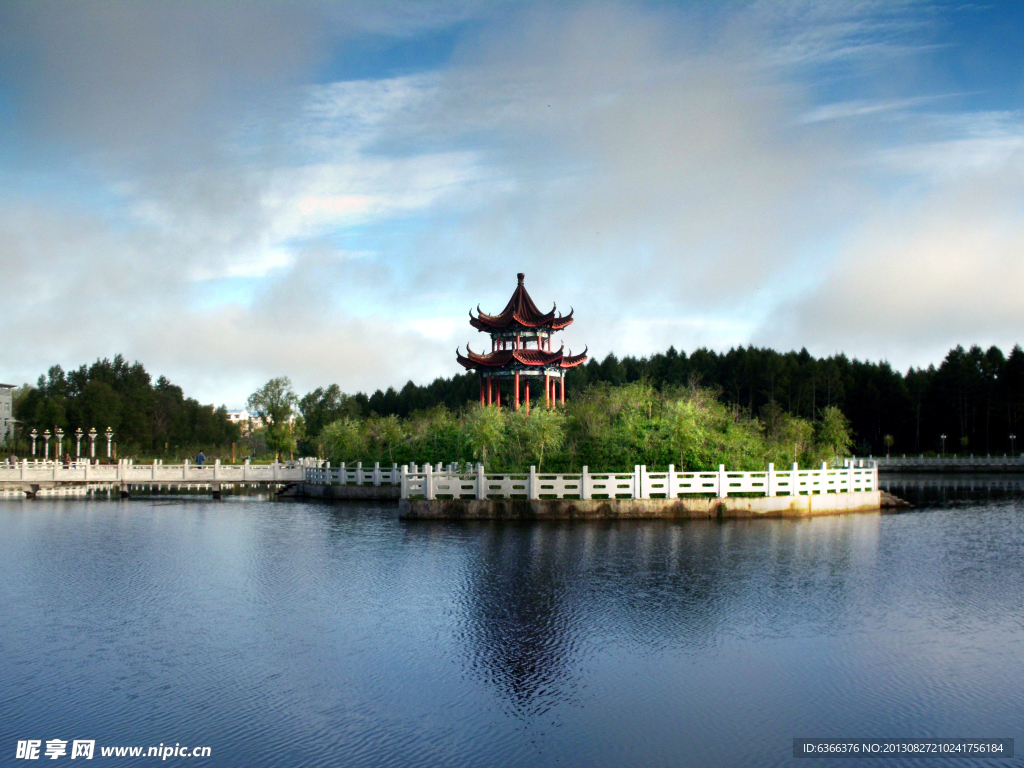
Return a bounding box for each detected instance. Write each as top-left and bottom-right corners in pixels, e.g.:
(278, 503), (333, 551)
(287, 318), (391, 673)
(399, 490), (885, 520)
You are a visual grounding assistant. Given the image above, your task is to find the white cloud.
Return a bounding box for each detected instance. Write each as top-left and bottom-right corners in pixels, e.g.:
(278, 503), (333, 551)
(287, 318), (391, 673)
(2, 0), (1023, 404)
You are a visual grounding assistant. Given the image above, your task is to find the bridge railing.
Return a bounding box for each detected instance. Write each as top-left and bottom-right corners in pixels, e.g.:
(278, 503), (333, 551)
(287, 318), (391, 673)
(864, 455), (1024, 469)
(387, 460), (878, 500)
(0, 459), (306, 484)
(302, 461), (472, 487)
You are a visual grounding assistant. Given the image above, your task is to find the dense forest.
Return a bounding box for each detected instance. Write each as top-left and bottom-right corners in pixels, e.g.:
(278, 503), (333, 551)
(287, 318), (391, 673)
(299, 344), (1024, 458)
(10, 343), (1023, 462)
(11, 355), (240, 457)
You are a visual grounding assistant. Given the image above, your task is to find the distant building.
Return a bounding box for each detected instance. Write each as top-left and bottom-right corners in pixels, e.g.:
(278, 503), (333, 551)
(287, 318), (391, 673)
(226, 409), (294, 435)
(227, 409), (253, 434)
(0, 383), (15, 446)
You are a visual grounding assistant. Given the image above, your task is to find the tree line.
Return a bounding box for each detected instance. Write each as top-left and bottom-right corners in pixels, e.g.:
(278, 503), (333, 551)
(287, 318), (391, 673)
(12, 355), (240, 458)
(13, 341), (1021, 463)
(295, 343), (1024, 458)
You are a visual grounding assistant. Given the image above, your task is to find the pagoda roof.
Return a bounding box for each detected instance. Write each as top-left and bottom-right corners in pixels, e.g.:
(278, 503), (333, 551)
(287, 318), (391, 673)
(469, 273), (574, 332)
(456, 344), (588, 370)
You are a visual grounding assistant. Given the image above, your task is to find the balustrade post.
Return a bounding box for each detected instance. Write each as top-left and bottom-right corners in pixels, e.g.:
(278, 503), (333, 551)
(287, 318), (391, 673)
(581, 466), (590, 500)
(214, 459), (220, 481)
(374, 461), (381, 487)
(791, 463), (799, 495)
(356, 461), (362, 485)
(400, 465), (408, 498)
(767, 463), (775, 497)
(529, 466), (538, 500)
(392, 463), (398, 485)
(636, 465), (646, 499)
(425, 463), (434, 500)
(667, 464), (675, 499)
(476, 463), (485, 499)
(717, 464), (727, 498)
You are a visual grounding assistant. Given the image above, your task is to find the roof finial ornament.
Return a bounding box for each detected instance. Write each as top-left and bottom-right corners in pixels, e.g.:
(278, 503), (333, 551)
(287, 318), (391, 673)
(517, 272), (525, 285)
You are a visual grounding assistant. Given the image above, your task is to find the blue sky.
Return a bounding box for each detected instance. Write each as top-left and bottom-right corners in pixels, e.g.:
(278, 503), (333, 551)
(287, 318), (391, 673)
(2, 1), (1024, 406)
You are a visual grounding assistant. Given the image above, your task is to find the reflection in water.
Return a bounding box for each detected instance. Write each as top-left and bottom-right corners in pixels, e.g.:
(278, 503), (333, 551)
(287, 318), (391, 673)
(433, 515), (884, 719)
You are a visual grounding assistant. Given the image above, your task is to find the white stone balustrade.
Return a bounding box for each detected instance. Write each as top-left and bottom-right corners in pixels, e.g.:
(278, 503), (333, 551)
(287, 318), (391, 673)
(0, 459), (307, 485)
(328, 459), (879, 500)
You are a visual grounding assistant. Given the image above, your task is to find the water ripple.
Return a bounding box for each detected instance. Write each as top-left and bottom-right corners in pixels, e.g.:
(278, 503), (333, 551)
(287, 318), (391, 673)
(1, 492), (1022, 767)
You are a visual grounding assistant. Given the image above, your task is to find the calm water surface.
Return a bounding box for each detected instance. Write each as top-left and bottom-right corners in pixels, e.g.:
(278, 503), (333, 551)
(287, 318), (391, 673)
(1, 483), (1022, 767)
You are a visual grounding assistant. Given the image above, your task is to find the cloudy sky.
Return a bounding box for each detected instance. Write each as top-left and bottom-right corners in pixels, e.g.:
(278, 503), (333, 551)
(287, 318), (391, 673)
(2, 1), (1023, 406)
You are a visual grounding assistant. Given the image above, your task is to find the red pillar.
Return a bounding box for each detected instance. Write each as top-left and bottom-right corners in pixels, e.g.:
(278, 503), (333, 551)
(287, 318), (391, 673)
(560, 375), (565, 405)
(480, 376), (485, 406)
(487, 374), (493, 406)
(544, 373), (550, 409)
(514, 371), (520, 411)
(525, 379), (530, 415)
(496, 379), (501, 409)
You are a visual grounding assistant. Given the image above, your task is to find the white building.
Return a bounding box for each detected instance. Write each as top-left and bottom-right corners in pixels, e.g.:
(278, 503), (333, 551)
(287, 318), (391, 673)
(227, 409), (258, 435)
(0, 383), (14, 446)
(227, 408), (295, 435)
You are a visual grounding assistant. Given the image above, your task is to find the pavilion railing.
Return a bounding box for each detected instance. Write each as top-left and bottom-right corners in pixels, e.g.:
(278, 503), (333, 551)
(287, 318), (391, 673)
(298, 459), (878, 500)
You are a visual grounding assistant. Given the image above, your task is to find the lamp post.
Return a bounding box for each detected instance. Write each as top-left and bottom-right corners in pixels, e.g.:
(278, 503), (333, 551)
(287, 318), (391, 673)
(940, 433), (947, 457)
(75, 428), (83, 460)
(55, 428), (64, 463)
(105, 427), (113, 460)
(43, 430), (51, 460)
(89, 428), (97, 459)
(1010, 433), (1017, 456)
(30, 428), (37, 457)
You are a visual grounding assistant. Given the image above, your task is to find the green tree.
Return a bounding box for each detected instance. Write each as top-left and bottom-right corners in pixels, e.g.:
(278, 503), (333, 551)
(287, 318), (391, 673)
(815, 406), (853, 464)
(463, 405), (505, 465)
(365, 414), (404, 463)
(520, 408), (565, 470)
(247, 377), (299, 459)
(320, 418), (368, 463)
(79, 381), (121, 435)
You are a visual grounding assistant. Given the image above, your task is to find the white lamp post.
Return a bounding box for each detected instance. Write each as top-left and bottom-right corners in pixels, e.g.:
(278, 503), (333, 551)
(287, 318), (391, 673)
(75, 428), (83, 460)
(1010, 433), (1017, 456)
(43, 429), (51, 460)
(105, 427), (113, 460)
(940, 433), (947, 457)
(89, 427), (97, 459)
(30, 428), (37, 457)
(55, 428), (64, 463)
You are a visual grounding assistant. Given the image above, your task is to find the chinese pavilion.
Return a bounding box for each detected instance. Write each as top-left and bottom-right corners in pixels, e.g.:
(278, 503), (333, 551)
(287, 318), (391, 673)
(456, 273), (587, 411)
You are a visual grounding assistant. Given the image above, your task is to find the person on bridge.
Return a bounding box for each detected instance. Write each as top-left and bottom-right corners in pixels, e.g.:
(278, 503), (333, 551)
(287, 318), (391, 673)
(196, 450), (206, 466)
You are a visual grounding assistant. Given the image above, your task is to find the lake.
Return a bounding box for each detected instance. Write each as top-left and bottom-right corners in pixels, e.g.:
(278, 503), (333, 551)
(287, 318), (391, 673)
(1, 481), (1021, 767)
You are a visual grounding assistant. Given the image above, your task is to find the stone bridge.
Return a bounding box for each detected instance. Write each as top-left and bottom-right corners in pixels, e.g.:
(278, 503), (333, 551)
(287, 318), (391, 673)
(0, 459), (308, 498)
